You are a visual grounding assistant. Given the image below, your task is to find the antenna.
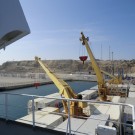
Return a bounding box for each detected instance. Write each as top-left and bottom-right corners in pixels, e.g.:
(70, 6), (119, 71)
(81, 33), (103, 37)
(101, 44), (102, 60)
(109, 46), (110, 61)
(112, 52), (114, 75)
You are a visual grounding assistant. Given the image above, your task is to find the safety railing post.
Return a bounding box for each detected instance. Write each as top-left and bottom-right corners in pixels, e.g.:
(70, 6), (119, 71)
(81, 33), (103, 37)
(119, 105), (122, 135)
(5, 93), (8, 120)
(132, 105), (135, 135)
(32, 96), (35, 127)
(66, 100), (71, 135)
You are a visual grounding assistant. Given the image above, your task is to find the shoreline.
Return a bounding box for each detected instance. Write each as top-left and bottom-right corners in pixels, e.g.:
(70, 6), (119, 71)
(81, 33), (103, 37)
(0, 74), (97, 91)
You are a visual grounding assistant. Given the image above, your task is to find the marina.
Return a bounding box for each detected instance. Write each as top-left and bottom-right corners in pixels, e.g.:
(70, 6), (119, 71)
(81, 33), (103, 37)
(0, 0), (135, 135)
(0, 30), (134, 135)
(0, 31), (134, 135)
(0, 44), (134, 135)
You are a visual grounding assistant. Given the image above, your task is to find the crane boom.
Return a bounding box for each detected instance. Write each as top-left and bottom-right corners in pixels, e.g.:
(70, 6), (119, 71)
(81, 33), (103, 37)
(35, 56), (87, 117)
(101, 70), (122, 84)
(101, 70), (116, 80)
(35, 57), (76, 99)
(80, 32), (107, 101)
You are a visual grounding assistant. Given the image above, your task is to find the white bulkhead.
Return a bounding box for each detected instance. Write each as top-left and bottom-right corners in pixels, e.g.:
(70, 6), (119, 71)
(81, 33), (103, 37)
(0, 0), (30, 49)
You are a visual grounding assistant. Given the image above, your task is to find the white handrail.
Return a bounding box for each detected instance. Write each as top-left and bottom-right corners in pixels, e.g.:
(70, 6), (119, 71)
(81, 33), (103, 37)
(0, 92), (134, 134)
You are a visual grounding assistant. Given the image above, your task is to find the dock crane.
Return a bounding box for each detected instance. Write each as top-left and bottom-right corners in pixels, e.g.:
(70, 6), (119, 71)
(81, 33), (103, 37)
(80, 32), (108, 101)
(35, 57), (87, 117)
(80, 32), (128, 98)
(101, 70), (122, 84)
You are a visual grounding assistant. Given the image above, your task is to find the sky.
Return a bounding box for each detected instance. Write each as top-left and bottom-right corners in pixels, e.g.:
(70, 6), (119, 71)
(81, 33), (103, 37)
(0, 0), (135, 64)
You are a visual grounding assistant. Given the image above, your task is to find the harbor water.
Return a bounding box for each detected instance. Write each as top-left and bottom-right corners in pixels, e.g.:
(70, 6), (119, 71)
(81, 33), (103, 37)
(0, 81), (97, 120)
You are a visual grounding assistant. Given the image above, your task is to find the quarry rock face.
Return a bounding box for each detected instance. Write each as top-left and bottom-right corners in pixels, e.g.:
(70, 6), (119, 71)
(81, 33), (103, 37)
(0, 59), (135, 74)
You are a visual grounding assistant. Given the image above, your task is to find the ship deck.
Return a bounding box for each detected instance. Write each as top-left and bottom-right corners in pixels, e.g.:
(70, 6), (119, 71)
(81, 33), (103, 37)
(0, 77), (135, 135)
(0, 118), (65, 135)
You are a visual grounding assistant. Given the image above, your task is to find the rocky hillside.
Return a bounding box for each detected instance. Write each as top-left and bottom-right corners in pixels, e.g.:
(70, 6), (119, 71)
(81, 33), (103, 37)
(0, 59), (135, 74)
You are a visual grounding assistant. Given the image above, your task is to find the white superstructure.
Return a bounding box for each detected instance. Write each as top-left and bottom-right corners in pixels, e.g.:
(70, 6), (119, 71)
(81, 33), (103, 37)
(0, 0), (30, 50)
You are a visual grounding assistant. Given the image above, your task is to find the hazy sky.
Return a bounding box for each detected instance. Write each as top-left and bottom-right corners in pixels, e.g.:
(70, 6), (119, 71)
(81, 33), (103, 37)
(0, 0), (135, 64)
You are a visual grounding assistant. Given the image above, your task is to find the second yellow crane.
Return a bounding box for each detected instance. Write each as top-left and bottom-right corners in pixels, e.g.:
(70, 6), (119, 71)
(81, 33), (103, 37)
(80, 32), (127, 99)
(80, 32), (108, 101)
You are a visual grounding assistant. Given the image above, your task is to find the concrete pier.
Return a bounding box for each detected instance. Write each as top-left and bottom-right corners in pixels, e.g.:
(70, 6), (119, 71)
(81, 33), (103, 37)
(0, 73), (96, 91)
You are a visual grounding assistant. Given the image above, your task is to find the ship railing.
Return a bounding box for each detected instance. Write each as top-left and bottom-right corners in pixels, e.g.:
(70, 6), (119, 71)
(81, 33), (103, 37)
(0, 92), (134, 135)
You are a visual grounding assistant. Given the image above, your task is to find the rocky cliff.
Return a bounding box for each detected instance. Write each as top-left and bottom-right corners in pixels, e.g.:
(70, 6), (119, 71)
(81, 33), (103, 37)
(0, 59), (135, 74)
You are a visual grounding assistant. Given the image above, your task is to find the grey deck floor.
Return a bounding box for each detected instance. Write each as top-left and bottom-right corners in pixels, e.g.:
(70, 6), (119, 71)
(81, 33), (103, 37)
(0, 119), (65, 135)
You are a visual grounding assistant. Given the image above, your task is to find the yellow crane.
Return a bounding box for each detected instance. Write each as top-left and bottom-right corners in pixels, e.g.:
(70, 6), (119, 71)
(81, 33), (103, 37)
(79, 32), (127, 98)
(80, 32), (107, 101)
(35, 57), (87, 117)
(101, 70), (122, 84)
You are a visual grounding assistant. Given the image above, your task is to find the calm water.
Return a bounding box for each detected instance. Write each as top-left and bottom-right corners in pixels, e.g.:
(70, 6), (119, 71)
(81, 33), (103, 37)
(0, 81), (97, 120)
